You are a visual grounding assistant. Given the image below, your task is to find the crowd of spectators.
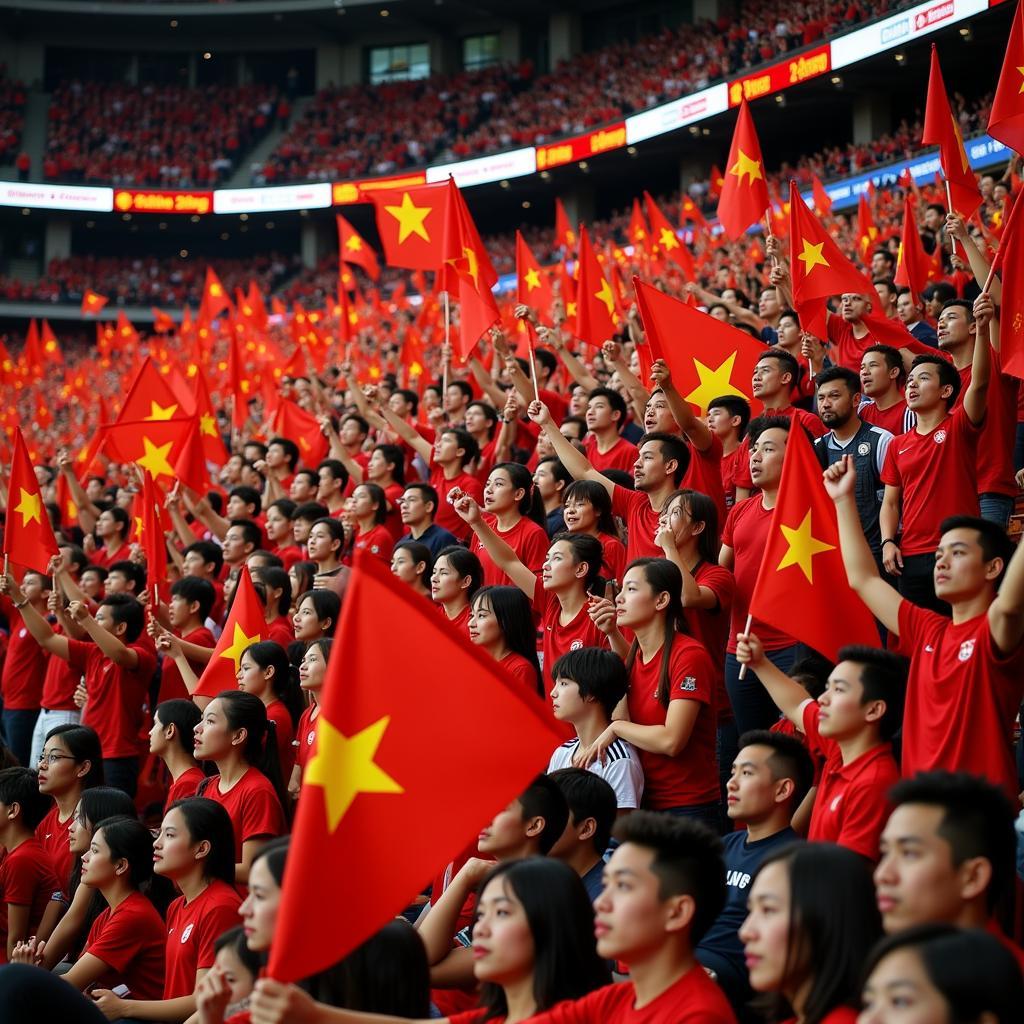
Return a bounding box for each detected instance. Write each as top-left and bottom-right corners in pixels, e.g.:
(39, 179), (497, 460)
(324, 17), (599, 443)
(42, 81), (286, 188)
(0, 67), (26, 167)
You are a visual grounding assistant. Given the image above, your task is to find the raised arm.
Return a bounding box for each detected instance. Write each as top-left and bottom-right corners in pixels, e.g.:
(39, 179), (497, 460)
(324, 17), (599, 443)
(988, 502), (1024, 656)
(603, 336), (649, 422)
(57, 451), (100, 533)
(318, 414), (365, 485)
(947, 213), (1001, 304)
(69, 601), (138, 668)
(735, 631), (812, 725)
(824, 457), (902, 634)
(376, 401), (433, 464)
(649, 359), (714, 451)
(0, 576), (69, 659)
(962, 292), (992, 427)
(526, 400), (614, 498)
(453, 495), (537, 600)
(186, 490), (230, 542)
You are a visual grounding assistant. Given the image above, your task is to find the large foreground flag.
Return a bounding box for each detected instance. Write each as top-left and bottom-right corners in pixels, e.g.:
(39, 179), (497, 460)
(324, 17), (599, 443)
(991, 194), (1024, 379)
(748, 425), (877, 660)
(988, 0), (1024, 155)
(3, 428), (59, 573)
(268, 552), (563, 982)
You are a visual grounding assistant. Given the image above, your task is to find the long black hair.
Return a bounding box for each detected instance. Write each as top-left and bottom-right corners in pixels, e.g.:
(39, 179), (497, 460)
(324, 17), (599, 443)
(755, 842), (882, 1024)
(548, 532), (606, 595)
(471, 586), (543, 696)
(295, 589), (340, 638)
(155, 700), (202, 757)
(91, 815), (156, 890)
(242, 640), (305, 729)
(490, 462), (545, 525)
(475, 858), (611, 1021)
(212, 691), (287, 810)
(44, 724), (103, 790)
(167, 797), (237, 886)
(622, 557), (689, 709)
(563, 479), (618, 536)
(663, 488), (720, 565)
(435, 545), (483, 603)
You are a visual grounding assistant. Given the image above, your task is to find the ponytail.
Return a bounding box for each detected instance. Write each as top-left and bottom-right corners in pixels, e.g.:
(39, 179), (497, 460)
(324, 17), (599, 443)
(493, 462), (545, 526)
(215, 691), (288, 810)
(549, 532), (606, 596)
(243, 640), (305, 729)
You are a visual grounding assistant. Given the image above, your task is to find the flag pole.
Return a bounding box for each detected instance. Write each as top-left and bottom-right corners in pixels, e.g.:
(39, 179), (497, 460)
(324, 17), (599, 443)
(764, 208), (778, 270)
(737, 613), (754, 680)
(442, 291), (450, 406)
(943, 178), (960, 257)
(526, 321), (540, 402)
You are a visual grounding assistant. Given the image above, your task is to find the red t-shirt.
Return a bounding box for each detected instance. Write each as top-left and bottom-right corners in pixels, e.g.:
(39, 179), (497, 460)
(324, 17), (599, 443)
(720, 447), (742, 510)
(163, 880), (242, 999)
(471, 514), (549, 588)
(584, 435), (640, 474)
(611, 486), (663, 564)
(165, 766), (206, 813)
(498, 651), (540, 693)
(682, 434), (727, 525)
(597, 532), (626, 583)
(266, 616), (294, 649)
(721, 496), (794, 652)
(441, 603), (472, 637)
(0, 601), (49, 711)
(893, 600), (1024, 798)
(0, 838), (59, 960)
(957, 347), (1017, 496)
(802, 701), (897, 862)
(826, 316), (882, 371)
(201, 767), (287, 861)
(685, 562), (736, 722)
(880, 406), (980, 556)
(859, 397), (915, 437)
(266, 699), (296, 778)
(84, 891), (166, 999)
(352, 524), (394, 562)
(781, 1011), (857, 1024)
(68, 638), (156, 759)
(627, 634), (718, 810)
(533, 587), (608, 689)
(382, 483), (406, 541)
(40, 623), (79, 710)
(294, 702), (319, 769)
(734, 406), (826, 490)
(158, 626), (216, 705)
(36, 805), (75, 896)
(271, 544), (304, 571)
(527, 963), (735, 1023)
(430, 463), (484, 542)
(89, 540), (132, 570)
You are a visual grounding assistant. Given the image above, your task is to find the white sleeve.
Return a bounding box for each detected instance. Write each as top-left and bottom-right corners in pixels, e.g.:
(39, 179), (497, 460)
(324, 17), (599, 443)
(599, 756), (643, 809)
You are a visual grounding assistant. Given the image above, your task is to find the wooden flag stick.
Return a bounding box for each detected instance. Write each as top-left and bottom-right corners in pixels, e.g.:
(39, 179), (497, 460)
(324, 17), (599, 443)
(737, 613), (754, 680)
(943, 178), (960, 257)
(441, 291), (451, 410)
(526, 321), (540, 402)
(764, 208), (779, 269)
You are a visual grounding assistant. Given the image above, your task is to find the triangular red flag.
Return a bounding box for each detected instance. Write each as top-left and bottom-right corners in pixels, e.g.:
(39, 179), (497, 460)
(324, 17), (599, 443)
(717, 99), (771, 240)
(574, 225), (617, 346)
(337, 213), (381, 281)
(272, 399), (329, 468)
(988, 0), (1024, 155)
(2, 427), (59, 573)
(894, 196), (932, 298)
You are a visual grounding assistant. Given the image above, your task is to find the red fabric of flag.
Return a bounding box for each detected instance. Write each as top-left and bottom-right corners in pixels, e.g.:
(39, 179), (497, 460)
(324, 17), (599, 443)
(272, 399), (329, 468)
(370, 183), (449, 271)
(2, 427), (59, 573)
(717, 99), (770, 241)
(515, 230), (553, 312)
(988, 0), (1024, 155)
(337, 213), (381, 281)
(574, 226), (617, 346)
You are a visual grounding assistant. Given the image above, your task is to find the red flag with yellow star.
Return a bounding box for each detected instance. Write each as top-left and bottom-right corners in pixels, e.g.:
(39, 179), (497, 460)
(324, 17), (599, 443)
(515, 230), (553, 312)
(717, 99), (770, 241)
(857, 193), (878, 261)
(172, 418), (212, 495)
(190, 367), (229, 466)
(634, 278), (763, 416)
(104, 417), (194, 485)
(336, 213), (380, 281)
(80, 289), (108, 317)
(193, 565), (269, 699)
(139, 470), (169, 603)
(988, 0), (1024, 155)
(200, 267), (232, 322)
(272, 399), (329, 468)
(2, 427), (59, 573)
(267, 551), (563, 982)
(438, 179), (497, 294)
(990, 193), (1024, 379)
(151, 307), (175, 333)
(628, 198), (649, 248)
(554, 197), (576, 250)
(370, 183), (449, 271)
(574, 226), (617, 346)
(118, 356), (189, 424)
(748, 425), (877, 660)
(644, 192), (695, 278)
(923, 45), (980, 219)
(894, 195), (933, 298)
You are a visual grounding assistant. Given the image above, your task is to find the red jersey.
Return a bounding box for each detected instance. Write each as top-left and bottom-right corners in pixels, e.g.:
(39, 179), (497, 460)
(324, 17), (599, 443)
(201, 767), (287, 861)
(474, 436), (499, 483)
(532, 588), (608, 688)
(685, 562), (736, 721)
(35, 805), (74, 895)
(352, 524), (393, 562)
(69, 638), (156, 759)
(294, 702), (319, 770)
(498, 651), (540, 693)
(957, 347), (1017, 496)
(429, 463), (484, 542)
(802, 701), (897, 862)
(158, 626), (215, 705)
(781, 1012), (857, 1024)
(720, 446), (742, 509)
(441, 603), (471, 637)
(382, 482), (405, 541)
(528, 962), (735, 1024)
(40, 623), (78, 710)
(266, 699), (296, 778)
(271, 544), (304, 571)
(859, 397), (915, 437)
(266, 615), (294, 649)
(597, 532), (626, 583)
(627, 634), (718, 810)
(611, 485), (664, 563)
(893, 600), (1024, 798)
(722, 496), (794, 652)
(84, 890), (166, 999)
(584, 435), (640, 474)
(163, 880), (242, 999)
(0, 602), (49, 711)
(165, 766), (206, 812)
(471, 514), (549, 588)
(89, 540), (132, 570)
(734, 406), (826, 490)
(0, 838), (59, 961)
(880, 406), (980, 556)
(682, 434), (727, 525)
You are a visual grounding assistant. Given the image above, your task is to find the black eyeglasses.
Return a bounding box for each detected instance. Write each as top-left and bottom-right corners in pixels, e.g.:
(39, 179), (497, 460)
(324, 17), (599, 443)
(38, 752), (76, 766)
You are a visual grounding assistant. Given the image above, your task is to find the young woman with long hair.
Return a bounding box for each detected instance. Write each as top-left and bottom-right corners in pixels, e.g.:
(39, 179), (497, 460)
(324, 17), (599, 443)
(429, 546), (483, 636)
(149, 699), (204, 812)
(390, 540), (433, 600)
(561, 479), (626, 583)
(288, 638), (332, 801)
(292, 590), (340, 644)
(468, 587), (543, 696)
(264, 499), (303, 571)
(236, 641), (303, 778)
(346, 484), (394, 563)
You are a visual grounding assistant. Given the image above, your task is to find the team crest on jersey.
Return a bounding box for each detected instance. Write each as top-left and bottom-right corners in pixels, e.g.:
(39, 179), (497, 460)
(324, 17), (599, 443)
(933, 430), (947, 444)
(570, 640), (583, 651)
(857, 442), (870, 456)
(679, 676), (697, 692)
(830, 794), (843, 812)
(958, 639), (976, 662)
(181, 923), (194, 943)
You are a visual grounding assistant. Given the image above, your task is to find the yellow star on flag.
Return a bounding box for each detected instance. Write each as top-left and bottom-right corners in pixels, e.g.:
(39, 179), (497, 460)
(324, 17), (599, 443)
(524, 267), (541, 291)
(146, 401), (179, 421)
(200, 412), (217, 437)
(137, 436), (176, 478)
(798, 239), (829, 275)
(566, 300), (578, 318)
(385, 192), (432, 244)
(344, 234), (364, 252)
(306, 716), (404, 831)
(729, 149), (763, 186)
(1018, 66), (1024, 93)
(219, 622), (261, 673)
(658, 227), (679, 250)
(595, 279), (615, 317)
(462, 246), (479, 289)
(209, 283), (223, 297)
(683, 353), (747, 414)
(15, 488), (42, 526)
(777, 509), (835, 583)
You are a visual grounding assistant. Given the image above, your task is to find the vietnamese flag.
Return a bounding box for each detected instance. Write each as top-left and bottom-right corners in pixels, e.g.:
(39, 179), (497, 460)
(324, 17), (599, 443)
(708, 164), (725, 200)
(894, 196), (932, 298)
(990, 195), (1024, 379)
(988, 0), (1024, 156)
(337, 214), (380, 281)
(191, 367), (229, 466)
(104, 417), (194, 484)
(272, 399), (329, 468)
(115, 310), (140, 351)
(644, 192), (695, 278)
(554, 197), (576, 250)
(574, 226), (617, 346)
(634, 278), (764, 416)
(139, 470), (169, 603)
(193, 566), (269, 699)
(81, 289), (108, 317)
(811, 174), (832, 216)
(857, 193), (878, 260)
(452, 260), (501, 361)
(201, 267), (232, 321)
(151, 307), (175, 333)
(438, 179), (497, 294)
(173, 418), (212, 495)
(227, 332), (253, 429)
(2, 427), (59, 573)
(21, 320), (43, 376)
(717, 99), (770, 241)
(267, 551), (563, 981)
(922, 45), (980, 218)
(515, 231), (553, 312)
(370, 182), (448, 271)
(118, 356), (188, 423)
(679, 194), (709, 230)
(748, 426), (877, 660)
(628, 198), (649, 248)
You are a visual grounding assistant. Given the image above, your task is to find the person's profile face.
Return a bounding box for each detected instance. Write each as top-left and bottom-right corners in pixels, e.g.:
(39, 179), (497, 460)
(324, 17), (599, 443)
(858, 946), (949, 1024)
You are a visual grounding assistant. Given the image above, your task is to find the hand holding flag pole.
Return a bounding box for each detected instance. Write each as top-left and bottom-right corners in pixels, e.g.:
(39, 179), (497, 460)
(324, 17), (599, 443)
(943, 179), (960, 257)
(737, 613), (754, 680)
(764, 208), (778, 270)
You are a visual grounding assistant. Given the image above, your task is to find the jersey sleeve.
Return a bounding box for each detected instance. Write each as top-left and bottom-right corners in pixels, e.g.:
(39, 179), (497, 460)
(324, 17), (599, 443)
(879, 438), (901, 488)
(603, 756), (643, 809)
(86, 905), (142, 973)
(195, 898), (244, 971)
(239, 786), (286, 845)
(611, 483), (641, 519)
(668, 643), (713, 706)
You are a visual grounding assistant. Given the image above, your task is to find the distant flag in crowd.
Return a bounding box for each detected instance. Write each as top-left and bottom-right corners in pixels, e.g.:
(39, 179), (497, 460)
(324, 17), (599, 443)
(336, 213), (381, 281)
(370, 182), (448, 271)
(717, 98), (770, 241)
(2, 427), (59, 574)
(574, 226), (617, 346)
(515, 231), (553, 312)
(80, 289), (108, 316)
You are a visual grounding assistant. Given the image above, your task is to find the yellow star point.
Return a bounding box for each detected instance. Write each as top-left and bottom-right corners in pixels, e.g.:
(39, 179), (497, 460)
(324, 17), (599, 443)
(137, 436), (176, 478)
(200, 412), (217, 437)
(462, 245), (480, 289)
(777, 510), (835, 583)
(1017, 65), (1024, 93)
(146, 401), (179, 421)
(798, 239), (829, 275)
(595, 279), (615, 317)
(344, 234), (364, 252)
(306, 716), (404, 831)
(683, 353), (746, 414)
(566, 300), (577, 318)
(14, 487), (42, 526)
(219, 622), (261, 673)
(524, 267), (541, 291)
(384, 192), (432, 244)
(728, 148), (763, 186)
(658, 227), (679, 250)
